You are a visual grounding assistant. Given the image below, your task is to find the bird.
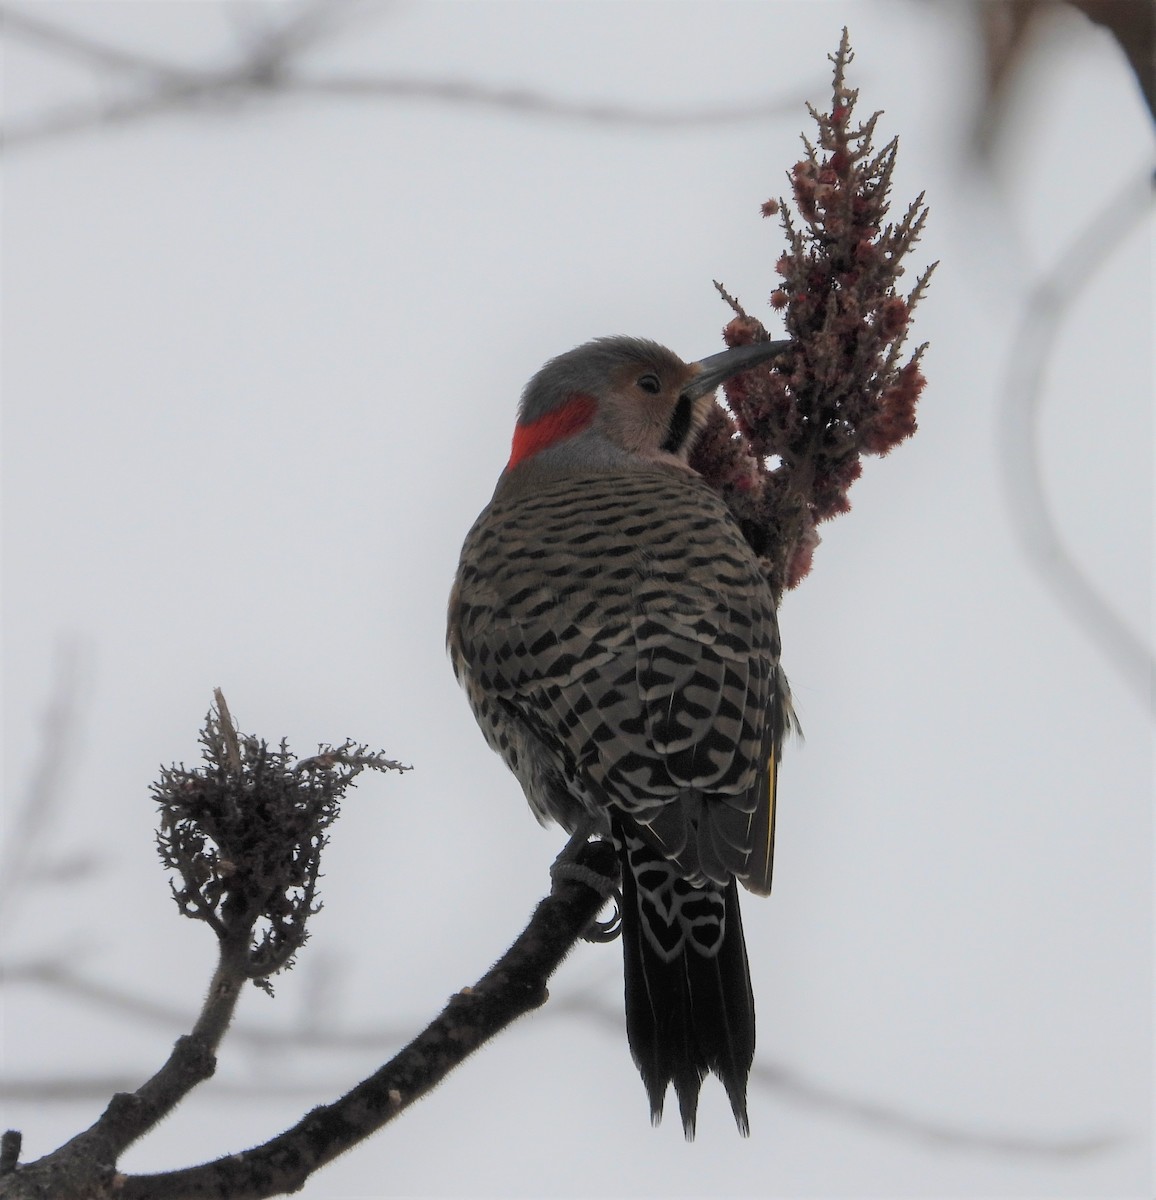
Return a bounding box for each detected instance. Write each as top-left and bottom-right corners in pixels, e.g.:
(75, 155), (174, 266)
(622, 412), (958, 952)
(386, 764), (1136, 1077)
(447, 335), (795, 1138)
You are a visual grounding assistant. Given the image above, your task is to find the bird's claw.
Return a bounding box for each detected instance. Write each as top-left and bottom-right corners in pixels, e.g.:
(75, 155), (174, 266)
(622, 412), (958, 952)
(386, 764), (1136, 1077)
(550, 827), (623, 943)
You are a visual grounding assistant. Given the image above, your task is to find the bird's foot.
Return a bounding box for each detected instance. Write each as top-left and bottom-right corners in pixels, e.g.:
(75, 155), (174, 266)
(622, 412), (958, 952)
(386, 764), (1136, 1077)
(550, 823), (622, 943)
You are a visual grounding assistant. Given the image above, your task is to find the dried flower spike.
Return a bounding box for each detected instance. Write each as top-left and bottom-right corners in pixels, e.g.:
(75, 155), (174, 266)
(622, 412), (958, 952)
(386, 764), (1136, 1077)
(154, 694), (408, 990)
(692, 27), (935, 596)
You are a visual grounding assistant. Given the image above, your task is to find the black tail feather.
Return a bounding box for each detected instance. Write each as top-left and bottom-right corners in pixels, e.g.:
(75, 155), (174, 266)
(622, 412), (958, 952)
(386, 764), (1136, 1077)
(619, 835), (755, 1138)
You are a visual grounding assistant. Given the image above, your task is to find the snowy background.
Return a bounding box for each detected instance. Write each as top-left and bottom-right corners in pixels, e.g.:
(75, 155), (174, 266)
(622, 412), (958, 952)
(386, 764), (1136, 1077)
(2, 2), (1152, 1196)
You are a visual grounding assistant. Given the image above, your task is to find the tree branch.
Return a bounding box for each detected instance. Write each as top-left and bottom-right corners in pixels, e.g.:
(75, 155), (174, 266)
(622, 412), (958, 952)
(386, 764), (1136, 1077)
(117, 838), (617, 1200)
(0, 831), (616, 1200)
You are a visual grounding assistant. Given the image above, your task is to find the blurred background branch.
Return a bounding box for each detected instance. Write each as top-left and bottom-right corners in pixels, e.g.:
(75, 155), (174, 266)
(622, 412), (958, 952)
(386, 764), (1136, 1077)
(0, 1), (804, 148)
(971, 0), (1154, 153)
(1, 951), (1122, 1160)
(999, 168), (1155, 713)
(0, 640), (99, 931)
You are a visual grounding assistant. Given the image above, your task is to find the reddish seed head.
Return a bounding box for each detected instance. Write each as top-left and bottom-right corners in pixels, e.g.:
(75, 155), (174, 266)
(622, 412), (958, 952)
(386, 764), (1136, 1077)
(786, 526), (820, 590)
(703, 30), (930, 595)
(861, 361), (925, 455)
(723, 315), (764, 348)
(879, 297), (909, 340)
(792, 162), (818, 220)
(854, 239), (876, 266)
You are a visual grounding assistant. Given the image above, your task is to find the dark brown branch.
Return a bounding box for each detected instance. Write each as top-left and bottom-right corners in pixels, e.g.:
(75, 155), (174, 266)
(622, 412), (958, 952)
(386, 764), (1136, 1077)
(117, 838), (616, 1200)
(0, 839), (616, 1199)
(0, 939), (250, 1200)
(0, 1135), (20, 1178)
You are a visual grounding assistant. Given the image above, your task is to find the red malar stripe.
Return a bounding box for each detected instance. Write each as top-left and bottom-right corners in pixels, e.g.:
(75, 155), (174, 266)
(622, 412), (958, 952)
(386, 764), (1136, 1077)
(506, 393), (597, 470)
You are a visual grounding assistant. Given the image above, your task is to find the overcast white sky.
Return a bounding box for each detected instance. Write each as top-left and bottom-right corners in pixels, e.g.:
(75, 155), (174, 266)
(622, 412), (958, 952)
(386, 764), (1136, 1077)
(2, 2), (1153, 1197)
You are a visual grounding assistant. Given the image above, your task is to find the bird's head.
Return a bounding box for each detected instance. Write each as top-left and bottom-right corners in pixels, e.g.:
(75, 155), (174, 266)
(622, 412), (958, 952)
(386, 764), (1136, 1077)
(502, 336), (789, 479)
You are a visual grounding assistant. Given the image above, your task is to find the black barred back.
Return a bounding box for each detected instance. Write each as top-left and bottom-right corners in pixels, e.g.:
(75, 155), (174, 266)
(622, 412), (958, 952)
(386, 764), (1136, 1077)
(448, 464), (784, 889)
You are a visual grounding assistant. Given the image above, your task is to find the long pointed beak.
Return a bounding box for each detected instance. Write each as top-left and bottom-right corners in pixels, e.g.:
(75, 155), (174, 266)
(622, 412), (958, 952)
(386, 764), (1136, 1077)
(684, 340), (792, 400)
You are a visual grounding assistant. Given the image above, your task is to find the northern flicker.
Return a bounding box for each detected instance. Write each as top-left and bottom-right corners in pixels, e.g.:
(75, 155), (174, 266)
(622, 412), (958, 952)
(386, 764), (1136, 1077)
(448, 336), (794, 1138)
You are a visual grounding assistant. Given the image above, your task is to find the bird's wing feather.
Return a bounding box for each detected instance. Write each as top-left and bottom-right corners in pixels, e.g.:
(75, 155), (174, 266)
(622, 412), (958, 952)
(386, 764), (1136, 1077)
(452, 469), (780, 883)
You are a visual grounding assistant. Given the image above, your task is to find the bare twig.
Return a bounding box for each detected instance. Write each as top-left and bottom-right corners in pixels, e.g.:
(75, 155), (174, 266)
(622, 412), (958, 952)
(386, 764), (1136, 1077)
(0, 1135), (20, 1178)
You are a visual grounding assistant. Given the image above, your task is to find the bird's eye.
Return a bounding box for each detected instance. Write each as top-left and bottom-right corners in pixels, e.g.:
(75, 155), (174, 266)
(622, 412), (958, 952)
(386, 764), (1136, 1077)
(637, 373), (662, 395)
